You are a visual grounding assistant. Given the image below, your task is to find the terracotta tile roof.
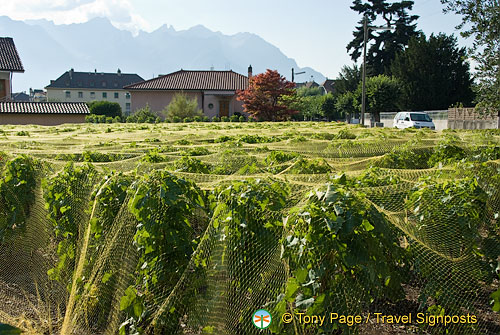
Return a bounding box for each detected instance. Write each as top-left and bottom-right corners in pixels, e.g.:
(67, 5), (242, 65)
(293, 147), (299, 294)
(46, 69), (144, 90)
(125, 70), (249, 91)
(0, 102), (89, 114)
(0, 37), (24, 72)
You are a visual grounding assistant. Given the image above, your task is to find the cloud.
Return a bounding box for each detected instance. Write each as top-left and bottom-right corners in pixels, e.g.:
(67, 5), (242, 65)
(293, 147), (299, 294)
(0, 0), (150, 34)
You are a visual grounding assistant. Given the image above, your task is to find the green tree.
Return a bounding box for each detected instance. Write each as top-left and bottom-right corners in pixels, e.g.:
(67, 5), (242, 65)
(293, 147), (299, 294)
(347, 0), (420, 75)
(336, 91), (358, 122)
(356, 75), (401, 122)
(322, 93), (343, 121)
(391, 33), (474, 110)
(441, 0), (500, 113)
(296, 86), (324, 97)
(88, 101), (122, 118)
(164, 93), (202, 121)
(333, 64), (362, 97)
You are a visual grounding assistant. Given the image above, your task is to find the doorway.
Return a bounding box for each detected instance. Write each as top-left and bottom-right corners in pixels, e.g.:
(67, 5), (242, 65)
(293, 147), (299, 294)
(219, 100), (229, 117)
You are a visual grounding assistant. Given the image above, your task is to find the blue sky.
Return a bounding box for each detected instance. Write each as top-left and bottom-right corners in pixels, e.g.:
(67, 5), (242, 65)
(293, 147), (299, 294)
(2, 0), (470, 79)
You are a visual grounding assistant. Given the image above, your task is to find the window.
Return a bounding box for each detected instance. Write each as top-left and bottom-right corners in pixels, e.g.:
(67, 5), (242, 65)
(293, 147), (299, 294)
(90, 81), (95, 87)
(126, 93), (131, 99)
(90, 92), (95, 99)
(114, 92), (119, 99)
(126, 103), (131, 114)
(102, 92), (107, 99)
(78, 92), (83, 98)
(410, 113), (432, 122)
(65, 91), (71, 98)
(102, 81), (107, 87)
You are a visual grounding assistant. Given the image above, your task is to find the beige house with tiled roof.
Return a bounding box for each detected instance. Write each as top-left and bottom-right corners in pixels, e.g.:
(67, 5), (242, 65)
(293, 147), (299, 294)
(125, 67), (251, 118)
(0, 37), (25, 101)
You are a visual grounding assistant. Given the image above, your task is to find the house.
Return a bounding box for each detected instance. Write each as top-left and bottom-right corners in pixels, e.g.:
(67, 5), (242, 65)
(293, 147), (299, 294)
(322, 79), (335, 94)
(12, 92), (30, 102)
(295, 81), (320, 90)
(0, 102), (89, 125)
(125, 67), (250, 118)
(30, 88), (47, 102)
(45, 69), (144, 115)
(0, 37), (25, 101)
(0, 37), (90, 125)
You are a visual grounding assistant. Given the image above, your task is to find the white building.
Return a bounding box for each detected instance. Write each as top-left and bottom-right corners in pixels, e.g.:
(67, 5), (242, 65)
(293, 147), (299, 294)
(45, 69), (143, 115)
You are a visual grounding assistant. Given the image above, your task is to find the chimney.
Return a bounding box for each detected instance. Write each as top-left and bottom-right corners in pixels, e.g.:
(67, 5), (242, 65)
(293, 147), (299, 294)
(117, 68), (121, 76)
(69, 68), (74, 80)
(248, 64), (253, 79)
(95, 69), (97, 75)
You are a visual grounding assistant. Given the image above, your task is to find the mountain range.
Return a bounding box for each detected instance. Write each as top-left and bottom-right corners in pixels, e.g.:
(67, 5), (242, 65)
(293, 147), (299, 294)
(0, 16), (325, 93)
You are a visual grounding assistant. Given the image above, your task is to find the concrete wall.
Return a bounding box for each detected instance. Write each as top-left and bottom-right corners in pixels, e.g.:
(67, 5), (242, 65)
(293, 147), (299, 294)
(448, 107), (499, 130)
(46, 88), (132, 115)
(0, 114), (86, 125)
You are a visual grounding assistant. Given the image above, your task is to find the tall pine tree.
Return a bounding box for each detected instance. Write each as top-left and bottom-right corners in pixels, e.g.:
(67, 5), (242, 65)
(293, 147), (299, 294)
(391, 33), (474, 110)
(347, 0), (419, 76)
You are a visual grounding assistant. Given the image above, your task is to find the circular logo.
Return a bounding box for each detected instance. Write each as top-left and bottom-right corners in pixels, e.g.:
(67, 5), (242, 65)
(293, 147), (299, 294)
(252, 309), (272, 329)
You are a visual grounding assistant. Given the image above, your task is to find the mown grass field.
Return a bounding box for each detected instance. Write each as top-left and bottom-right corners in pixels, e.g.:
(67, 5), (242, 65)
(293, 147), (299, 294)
(0, 122), (499, 335)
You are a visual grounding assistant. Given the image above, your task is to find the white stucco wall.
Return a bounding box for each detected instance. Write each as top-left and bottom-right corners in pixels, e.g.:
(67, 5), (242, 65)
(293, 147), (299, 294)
(46, 88), (132, 115)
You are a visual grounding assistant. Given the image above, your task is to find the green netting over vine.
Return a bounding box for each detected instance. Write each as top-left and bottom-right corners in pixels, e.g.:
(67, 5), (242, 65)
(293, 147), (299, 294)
(0, 122), (499, 335)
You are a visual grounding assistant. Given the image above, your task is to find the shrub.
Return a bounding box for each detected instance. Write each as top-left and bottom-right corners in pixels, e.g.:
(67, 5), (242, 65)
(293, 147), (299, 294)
(193, 115), (203, 122)
(86, 115), (96, 123)
(97, 115), (106, 123)
(287, 158), (332, 174)
(88, 101), (122, 118)
(126, 105), (157, 123)
(221, 116), (230, 122)
(230, 114), (240, 122)
(172, 116), (182, 123)
(334, 128), (357, 140)
(214, 135), (234, 143)
(239, 115), (246, 122)
(202, 116), (210, 122)
(141, 149), (168, 163)
(105, 117), (113, 123)
(173, 156), (211, 173)
(165, 93), (202, 121)
(212, 116), (220, 122)
(428, 135), (466, 167)
(183, 117), (193, 123)
(112, 116), (121, 123)
(181, 147), (211, 156)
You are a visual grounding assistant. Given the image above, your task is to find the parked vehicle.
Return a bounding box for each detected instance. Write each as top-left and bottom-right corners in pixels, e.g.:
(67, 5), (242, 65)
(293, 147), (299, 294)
(393, 112), (435, 129)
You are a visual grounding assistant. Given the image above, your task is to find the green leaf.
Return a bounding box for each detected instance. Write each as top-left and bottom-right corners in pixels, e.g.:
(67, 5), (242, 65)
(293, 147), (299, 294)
(361, 219), (374, 231)
(101, 272), (112, 284)
(294, 268), (308, 283)
(285, 277), (300, 302)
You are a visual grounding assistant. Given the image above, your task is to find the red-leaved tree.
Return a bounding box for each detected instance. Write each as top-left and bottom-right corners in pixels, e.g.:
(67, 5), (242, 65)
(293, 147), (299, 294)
(237, 69), (297, 121)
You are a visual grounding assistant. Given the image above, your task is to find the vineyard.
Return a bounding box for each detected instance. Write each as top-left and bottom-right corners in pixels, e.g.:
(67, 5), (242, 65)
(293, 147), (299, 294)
(0, 122), (499, 335)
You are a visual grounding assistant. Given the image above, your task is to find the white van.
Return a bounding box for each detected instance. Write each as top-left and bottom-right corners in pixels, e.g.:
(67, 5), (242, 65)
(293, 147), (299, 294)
(393, 112), (435, 130)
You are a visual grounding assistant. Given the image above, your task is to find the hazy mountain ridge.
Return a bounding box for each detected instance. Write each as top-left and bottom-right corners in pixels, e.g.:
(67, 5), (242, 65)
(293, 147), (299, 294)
(0, 16), (325, 92)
